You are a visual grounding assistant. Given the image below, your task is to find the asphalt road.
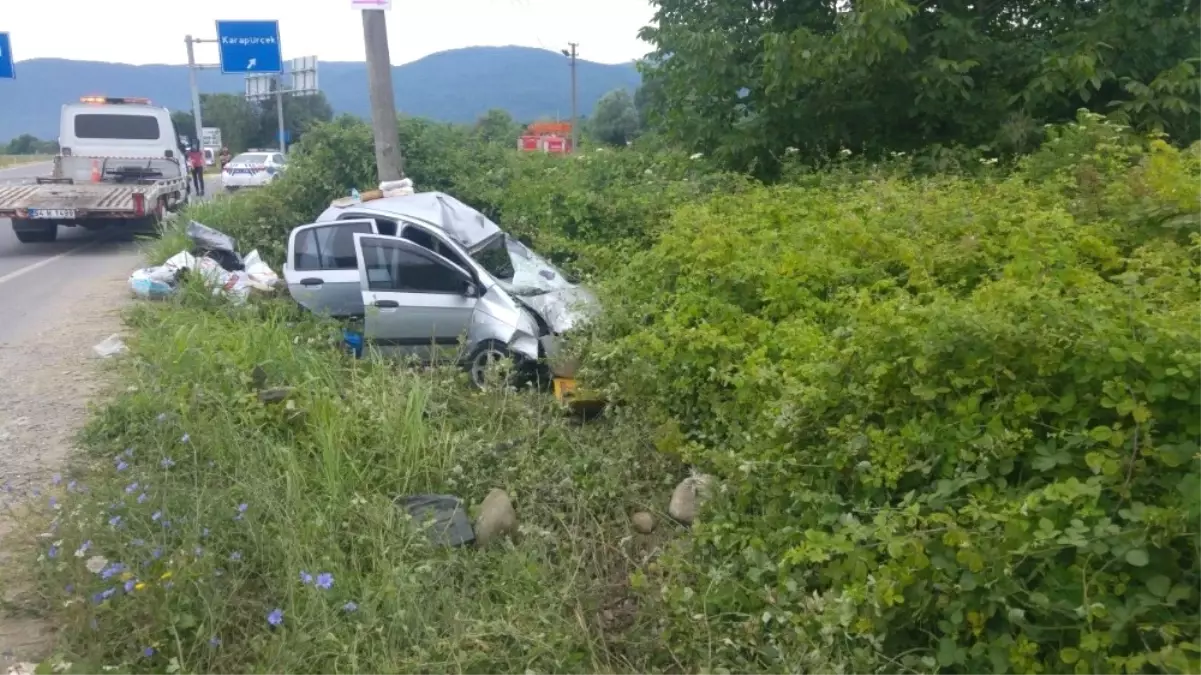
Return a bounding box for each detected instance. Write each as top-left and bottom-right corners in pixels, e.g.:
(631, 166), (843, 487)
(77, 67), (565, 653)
(0, 161), (216, 345)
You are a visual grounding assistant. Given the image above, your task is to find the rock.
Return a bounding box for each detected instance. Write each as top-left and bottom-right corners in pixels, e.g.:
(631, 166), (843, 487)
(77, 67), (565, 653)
(631, 511), (656, 534)
(668, 472), (716, 525)
(251, 365), (268, 389)
(474, 488), (517, 547)
(257, 387), (292, 404)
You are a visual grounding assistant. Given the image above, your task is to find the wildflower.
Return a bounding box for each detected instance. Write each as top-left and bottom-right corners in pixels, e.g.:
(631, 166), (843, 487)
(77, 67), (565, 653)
(229, 551), (242, 561)
(123, 448), (134, 458)
(101, 563), (126, 580)
(342, 601), (358, 613)
(208, 636), (221, 648)
(109, 515), (122, 528)
(85, 555), (109, 574)
(132, 538), (145, 547)
(160, 571), (173, 581)
(137, 493), (148, 504)
(116, 461), (129, 472)
(65, 583), (74, 593)
(161, 520), (171, 529)
(48, 545), (58, 559)
(316, 572), (334, 590)
(180, 433), (190, 443)
(124, 482), (139, 494)
(142, 647), (154, 657)
(48, 496), (57, 508)
(134, 582), (146, 591)
(267, 608), (284, 627)
(299, 570), (313, 585)
(124, 580), (136, 593)
(234, 503), (248, 521)
(151, 547), (162, 559)
(152, 510), (162, 521)
(75, 540), (91, 557)
(51, 473), (62, 485)
(156, 413), (167, 422)
(160, 457), (175, 469)
(67, 480), (77, 492)
(202, 527), (210, 538)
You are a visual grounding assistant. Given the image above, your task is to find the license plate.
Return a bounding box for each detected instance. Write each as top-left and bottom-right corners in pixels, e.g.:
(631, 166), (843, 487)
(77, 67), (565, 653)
(28, 208), (76, 219)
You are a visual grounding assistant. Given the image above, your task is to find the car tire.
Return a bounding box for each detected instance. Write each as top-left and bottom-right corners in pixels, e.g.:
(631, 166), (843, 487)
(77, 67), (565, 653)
(466, 341), (517, 389)
(12, 219), (56, 243)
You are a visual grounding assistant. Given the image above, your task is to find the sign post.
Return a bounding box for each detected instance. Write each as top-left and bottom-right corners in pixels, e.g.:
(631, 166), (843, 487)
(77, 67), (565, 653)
(0, 33), (15, 80)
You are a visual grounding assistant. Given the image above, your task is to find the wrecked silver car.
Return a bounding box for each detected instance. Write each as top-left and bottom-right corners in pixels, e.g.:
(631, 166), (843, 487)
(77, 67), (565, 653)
(281, 191), (599, 386)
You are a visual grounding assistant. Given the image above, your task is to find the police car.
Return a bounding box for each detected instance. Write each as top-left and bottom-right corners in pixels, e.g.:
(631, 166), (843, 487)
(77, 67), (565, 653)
(221, 150), (287, 191)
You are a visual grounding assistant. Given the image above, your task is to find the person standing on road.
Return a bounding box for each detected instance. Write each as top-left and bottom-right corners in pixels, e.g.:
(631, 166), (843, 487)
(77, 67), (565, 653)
(219, 146), (231, 171)
(187, 146), (206, 196)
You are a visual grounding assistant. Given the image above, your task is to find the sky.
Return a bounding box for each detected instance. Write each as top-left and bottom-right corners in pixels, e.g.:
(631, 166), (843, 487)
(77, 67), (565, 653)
(2, 0), (656, 66)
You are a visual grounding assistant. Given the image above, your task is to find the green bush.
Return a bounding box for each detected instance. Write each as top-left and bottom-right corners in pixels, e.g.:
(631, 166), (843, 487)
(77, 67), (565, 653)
(590, 120), (1201, 673)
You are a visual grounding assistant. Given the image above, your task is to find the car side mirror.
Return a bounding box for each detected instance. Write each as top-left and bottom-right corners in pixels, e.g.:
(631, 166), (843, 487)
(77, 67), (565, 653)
(463, 281), (479, 298)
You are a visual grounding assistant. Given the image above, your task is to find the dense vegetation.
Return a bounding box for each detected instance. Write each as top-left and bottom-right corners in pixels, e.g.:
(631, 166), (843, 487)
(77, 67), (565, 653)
(5, 2), (1199, 671)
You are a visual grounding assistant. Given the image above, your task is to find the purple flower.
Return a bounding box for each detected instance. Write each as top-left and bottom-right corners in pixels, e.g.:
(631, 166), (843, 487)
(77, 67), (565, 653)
(160, 457), (175, 469)
(342, 601), (358, 613)
(101, 563), (125, 580)
(109, 515), (122, 528)
(51, 473), (62, 485)
(315, 572), (334, 590)
(137, 493), (148, 504)
(77, 540), (91, 554)
(180, 433), (190, 443)
(116, 461), (129, 472)
(299, 570), (313, 585)
(267, 608), (284, 626)
(142, 647), (154, 657)
(125, 482), (139, 494)
(152, 510), (162, 521)
(234, 503), (249, 521)
(123, 448), (134, 458)
(102, 587), (115, 599)
(208, 636), (221, 648)
(91, 592), (105, 604)
(48, 496), (56, 508)
(229, 551), (242, 561)
(67, 480), (77, 492)
(65, 583), (74, 593)
(151, 547), (162, 559)
(161, 520), (171, 529)
(124, 580), (136, 593)
(47, 546), (58, 559)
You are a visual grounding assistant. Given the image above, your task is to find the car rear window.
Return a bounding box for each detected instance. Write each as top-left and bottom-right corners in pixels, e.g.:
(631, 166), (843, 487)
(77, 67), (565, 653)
(232, 154), (268, 164)
(73, 114), (161, 140)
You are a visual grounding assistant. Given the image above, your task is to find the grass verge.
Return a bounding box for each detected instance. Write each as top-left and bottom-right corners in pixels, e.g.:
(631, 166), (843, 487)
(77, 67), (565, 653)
(0, 154), (52, 169)
(12, 271), (684, 673)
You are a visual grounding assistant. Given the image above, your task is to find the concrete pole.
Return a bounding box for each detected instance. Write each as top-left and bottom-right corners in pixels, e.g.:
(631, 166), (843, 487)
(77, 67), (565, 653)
(185, 35), (204, 147)
(361, 9), (403, 182)
(567, 43), (578, 153)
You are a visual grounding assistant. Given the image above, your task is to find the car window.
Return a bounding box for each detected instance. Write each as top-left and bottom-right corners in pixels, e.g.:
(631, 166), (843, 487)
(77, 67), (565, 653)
(272, 154), (285, 164)
(294, 222), (373, 271)
(362, 240), (467, 294)
(232, 153), (268, 164)
(339, 212), (398, 236)
(400, 226), (470, 273)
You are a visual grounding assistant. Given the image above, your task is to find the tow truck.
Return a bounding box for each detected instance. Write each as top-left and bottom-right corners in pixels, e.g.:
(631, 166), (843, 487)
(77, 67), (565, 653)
(0, 96), (190, 243)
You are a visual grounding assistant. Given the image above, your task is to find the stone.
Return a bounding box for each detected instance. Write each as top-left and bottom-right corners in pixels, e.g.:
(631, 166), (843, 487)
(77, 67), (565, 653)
(631, 511), (656, 534)
(257, 387), (292, 404)
(668, 473), (716, 525)
(474, 488), (517, 547)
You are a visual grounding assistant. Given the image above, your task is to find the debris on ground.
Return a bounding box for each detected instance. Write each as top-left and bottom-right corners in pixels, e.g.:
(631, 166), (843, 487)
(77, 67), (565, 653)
(631, 511), (656, 534)
(401, 494), (475, 548)
(474, 488), (517, 547)
(91, 334), (127, 359)
(127, 222), (280, 303)
(668, 472), (716, 525)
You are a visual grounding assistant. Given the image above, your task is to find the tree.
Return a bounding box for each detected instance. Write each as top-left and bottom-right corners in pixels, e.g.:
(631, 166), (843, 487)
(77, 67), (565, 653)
(474, 109), (523, 146)
(4, 134), (57, 155)
(590, 89), (641, 146)
(201, 94), (258, 152)
(639, 0), (1201, 174)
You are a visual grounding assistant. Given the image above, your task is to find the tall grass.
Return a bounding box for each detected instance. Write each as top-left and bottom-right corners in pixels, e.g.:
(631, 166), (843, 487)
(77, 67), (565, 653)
(18, 277), (682, 673)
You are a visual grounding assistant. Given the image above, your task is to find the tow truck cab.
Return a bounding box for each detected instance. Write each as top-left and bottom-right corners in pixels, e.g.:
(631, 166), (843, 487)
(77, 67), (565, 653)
(57, 97), (187, 183)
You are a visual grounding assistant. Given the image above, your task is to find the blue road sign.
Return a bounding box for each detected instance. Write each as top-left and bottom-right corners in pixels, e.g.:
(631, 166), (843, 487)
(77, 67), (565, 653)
(0, 33), (15, 79)
(215, 20), (282, 75)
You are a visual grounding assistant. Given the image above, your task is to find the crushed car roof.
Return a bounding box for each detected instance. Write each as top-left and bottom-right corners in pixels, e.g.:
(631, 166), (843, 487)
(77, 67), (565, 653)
(319, 191), (503, 251)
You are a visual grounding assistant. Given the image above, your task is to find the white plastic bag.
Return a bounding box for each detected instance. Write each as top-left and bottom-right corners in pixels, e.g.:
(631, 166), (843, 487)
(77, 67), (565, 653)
(92, 334), (127, 358)
(129, 267), (177, 299)
(241, 249), (280, 291)
(380, 177), (414, 197)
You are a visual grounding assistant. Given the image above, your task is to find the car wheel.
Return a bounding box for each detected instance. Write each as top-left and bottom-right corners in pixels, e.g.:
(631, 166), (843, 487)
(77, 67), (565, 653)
(466, 341), (516, 389)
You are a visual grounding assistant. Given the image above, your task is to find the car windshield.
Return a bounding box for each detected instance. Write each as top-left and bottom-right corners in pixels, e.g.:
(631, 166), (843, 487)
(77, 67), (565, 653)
(232, 153), (268, 164)
(471, 235), (574, 296)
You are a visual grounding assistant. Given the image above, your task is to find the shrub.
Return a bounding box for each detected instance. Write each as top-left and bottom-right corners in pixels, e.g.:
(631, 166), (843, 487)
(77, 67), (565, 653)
(590, 126), (1201, 672)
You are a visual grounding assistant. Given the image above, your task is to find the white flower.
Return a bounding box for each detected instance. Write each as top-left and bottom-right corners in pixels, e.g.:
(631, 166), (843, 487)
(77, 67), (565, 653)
(85, 555), (108, 574)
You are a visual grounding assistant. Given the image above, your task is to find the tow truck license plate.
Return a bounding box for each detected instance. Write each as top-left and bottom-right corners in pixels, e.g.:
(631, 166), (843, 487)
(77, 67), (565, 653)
(28, 208), (75, 219)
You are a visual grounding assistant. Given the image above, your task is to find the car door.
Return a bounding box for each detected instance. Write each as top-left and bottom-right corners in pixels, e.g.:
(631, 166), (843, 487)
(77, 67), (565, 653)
(353, 233), (479, 364)
(283, 219), (379, 317)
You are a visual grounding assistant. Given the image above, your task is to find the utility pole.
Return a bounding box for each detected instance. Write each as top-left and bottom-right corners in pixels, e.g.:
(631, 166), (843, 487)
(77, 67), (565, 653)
(361, 10), (403, 182)
(185, 35), (204, 146)
(275, 73), (286, 153)
(562, 43), (579, 153)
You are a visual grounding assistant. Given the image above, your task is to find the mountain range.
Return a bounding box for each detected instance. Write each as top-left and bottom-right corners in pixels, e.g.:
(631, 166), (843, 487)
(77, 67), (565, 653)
(0, 46), (642, 142)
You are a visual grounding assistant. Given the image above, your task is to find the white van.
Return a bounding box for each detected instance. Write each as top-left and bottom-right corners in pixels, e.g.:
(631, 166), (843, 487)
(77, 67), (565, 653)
(57, 97), (188, 182)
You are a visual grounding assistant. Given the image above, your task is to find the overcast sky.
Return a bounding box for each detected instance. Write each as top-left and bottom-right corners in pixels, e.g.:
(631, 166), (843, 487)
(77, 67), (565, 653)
(3, 0), (655, 66)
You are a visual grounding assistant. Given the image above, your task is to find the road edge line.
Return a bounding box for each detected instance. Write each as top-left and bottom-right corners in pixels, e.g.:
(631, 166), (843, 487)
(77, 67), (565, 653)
(0, 241), (95, 286)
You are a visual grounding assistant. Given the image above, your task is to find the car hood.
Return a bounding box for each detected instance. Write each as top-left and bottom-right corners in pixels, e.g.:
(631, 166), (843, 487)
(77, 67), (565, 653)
(511, 285), (600, 334)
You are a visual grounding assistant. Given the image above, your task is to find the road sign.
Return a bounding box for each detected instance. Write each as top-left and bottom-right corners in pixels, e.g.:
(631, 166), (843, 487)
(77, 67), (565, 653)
(215, 20), (282, 74)
(244, 74), (275, 101)
(351, 0), (392, 9)
(289, 56), (319, 96)
(0, 33), (14, 79)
